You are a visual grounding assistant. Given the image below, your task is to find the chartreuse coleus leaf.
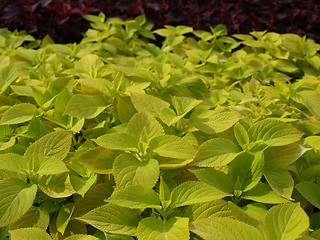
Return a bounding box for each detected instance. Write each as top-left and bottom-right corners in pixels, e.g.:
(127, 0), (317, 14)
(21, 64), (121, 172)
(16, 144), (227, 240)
(263, 160), (294, 200)
(295, 181), (320, 209)
(189, 217), (264, 240)
(191, 138), (241, 167)
(248, 119), (303, 147)
(113, 153), (160, 188)
(125, 111), (164, 141)
(73, 183), (113, 217)
(63, 94), (108, 119)
(0, 103), (38, 125)
(0, 153), (27, 174)
(298, 90), (320, 120)
(37, 173), (75, 198)
(73, 147), (117, 174)
(227, 201), (261, 228)
(149, 135), (196, 159)
(241, 183), (290, 204)
(264, 143), (310, 168)
(94, 133), (139, 152)
(189, 106), (242, 134)
(229, 151), (264, 193)
(159, 176), (171, 210)
(137, 217), (189, 240)
(190, 168), (234, 194)
(73, 54), (104, 77)
(0, 65), (18, 94)
(10, 206), (50, 230)
(56, 203), (75, 235)
(159, 96), (202, 126)
(169, 181), (232, 209)
(23, 131), (72, 176)
(70, 170), (97, 197)
(304, 136), (320, 152)
(76, 203), (141, 236)
(130, 92), (170, 117)
(182, 200), (233, 221)
(9, 227), (52, 240)
(117, 96), (137, 123)
(234, 122), (250, 148)
(0, 178), (37, 227)
(264, 203), (309, 240)
(108, 185), (161, 209)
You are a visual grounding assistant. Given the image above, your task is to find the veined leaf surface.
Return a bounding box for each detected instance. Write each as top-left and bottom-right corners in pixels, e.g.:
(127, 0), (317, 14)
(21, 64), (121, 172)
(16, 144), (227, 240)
(64, 94), (108, 119)
(94, 133), (139, 152)
(248, 119), (303, 147)
(76, 203), (141, 236)
(170, 181), (231, 208)
(149, 135), (196, 159)
(0, 178), (37, 227)
(137, 217), (189, 240)
(108, 185), (161, 209)
(9, 228), (52, 240)
(264, 203), (309, 240)
(189, 217), (264, 240)
(113, 153), (159, 188)
(189, 107), (242, 134)
(0, 103), (37, 125)
(191, 138), (240, 167)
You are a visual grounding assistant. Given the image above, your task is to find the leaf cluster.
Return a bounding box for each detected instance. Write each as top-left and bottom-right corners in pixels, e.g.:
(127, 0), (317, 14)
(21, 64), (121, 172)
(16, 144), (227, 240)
(0, 13), (320, 240)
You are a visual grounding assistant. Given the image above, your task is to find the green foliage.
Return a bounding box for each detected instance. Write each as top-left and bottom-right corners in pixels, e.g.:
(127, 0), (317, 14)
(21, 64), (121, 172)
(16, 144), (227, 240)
(0, 12), (318, 239)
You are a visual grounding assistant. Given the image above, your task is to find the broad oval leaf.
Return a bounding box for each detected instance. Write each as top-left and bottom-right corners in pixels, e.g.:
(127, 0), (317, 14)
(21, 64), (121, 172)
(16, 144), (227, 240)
(73, 183), (113, 217)
(191, 138), (240, 167)
(229, 151), (264, 192)
(182, 200), (232, 222)
(130, 92), (170, 117)
(137, 217), (189, 240)
(108, 185), (161, 209)
(0, 178), (37, 227)
(298, 90), (320, 120)
(73, 147), (117, 174)
(9, 227), (52, 240)
(264, 203), (309, 240)
(0, 103), (37, 125)
(264, 143), (310, 168)
(37, 156), (69, 175)
(76, 203), (141, 236)
(242, 183), (290, 204)
(64, 94), (108, 119)
(171, 96), (202, 116)
(263, 160), (294, 200)
(304, 136), (320, 152)
(248, 119), (303, 147)
(38, 173), (75, 198)
(0, 153), (27, 174)
(149, 135), (196, 159)
(125, 111), (164, 141)
(190, 168), (234, 194)
(94, 133), (138, 152)
(189, 107), (242, 134)
(295, 181), (320, 209)
(170, 181), (232, 208)
(113, 153), (159, 188)
(24, 131), (72, 162)
(189, 217), (264, 240)
(10, 206), (50, 230)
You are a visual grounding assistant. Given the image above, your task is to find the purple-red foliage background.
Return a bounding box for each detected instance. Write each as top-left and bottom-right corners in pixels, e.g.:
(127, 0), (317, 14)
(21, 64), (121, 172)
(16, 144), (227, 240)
(0, 0), (319, 43)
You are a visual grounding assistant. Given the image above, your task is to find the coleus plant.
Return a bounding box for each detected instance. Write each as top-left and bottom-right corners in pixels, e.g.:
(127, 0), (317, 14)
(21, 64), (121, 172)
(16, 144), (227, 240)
(0, 12), (320, 240)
